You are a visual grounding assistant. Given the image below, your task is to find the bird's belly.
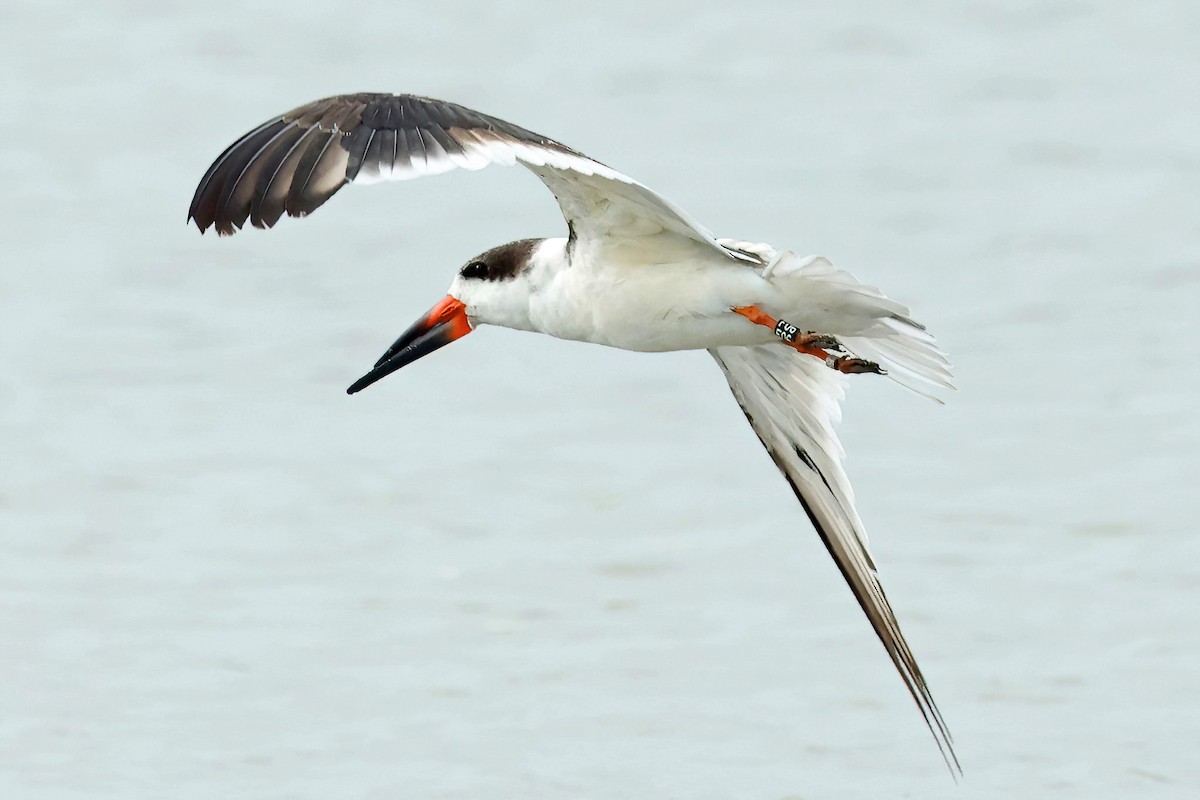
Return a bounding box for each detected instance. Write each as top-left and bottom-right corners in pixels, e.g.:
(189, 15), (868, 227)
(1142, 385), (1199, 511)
(592, 311), (776, 352)
(531, 260), (777, 352)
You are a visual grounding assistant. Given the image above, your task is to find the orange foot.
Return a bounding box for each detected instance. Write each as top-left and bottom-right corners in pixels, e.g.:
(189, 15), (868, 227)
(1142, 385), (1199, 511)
(731, 306), (886, 375)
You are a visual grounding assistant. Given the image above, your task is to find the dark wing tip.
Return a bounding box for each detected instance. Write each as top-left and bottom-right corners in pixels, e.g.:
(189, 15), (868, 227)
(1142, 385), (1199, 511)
(187, 92), (588, 237)
(187, 95), (382, 236)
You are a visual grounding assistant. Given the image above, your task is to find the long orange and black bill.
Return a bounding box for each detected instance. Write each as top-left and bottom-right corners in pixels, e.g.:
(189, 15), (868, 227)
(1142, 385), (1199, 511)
(346, 296), (472, 394)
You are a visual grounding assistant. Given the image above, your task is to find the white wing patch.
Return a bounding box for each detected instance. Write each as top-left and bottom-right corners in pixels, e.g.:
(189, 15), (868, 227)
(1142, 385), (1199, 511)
(710, 344), (959, 774)
(357, 126), (732, 260)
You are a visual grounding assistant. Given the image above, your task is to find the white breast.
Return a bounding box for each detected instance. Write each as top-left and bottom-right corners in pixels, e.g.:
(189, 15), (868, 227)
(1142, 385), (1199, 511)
(527, 239), (779, 352)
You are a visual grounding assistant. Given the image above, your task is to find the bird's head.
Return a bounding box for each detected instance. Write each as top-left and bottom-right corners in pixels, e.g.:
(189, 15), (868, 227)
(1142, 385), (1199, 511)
(346, 238), (547, 394)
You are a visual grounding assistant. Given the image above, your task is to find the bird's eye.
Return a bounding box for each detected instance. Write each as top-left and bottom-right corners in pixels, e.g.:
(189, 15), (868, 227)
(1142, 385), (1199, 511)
(461, 260), (489, 279)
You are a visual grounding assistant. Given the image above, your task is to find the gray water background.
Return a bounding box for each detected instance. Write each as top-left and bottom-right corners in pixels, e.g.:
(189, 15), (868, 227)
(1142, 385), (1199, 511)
(2, 1), (1198, 797)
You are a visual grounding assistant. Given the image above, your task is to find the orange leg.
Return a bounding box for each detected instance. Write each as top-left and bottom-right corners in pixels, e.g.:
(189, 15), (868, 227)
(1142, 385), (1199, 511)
(732, 306), (885, 375)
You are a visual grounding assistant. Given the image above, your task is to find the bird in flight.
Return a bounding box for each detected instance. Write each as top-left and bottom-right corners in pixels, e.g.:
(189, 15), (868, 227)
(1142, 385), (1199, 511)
(188, 93), (958, 773)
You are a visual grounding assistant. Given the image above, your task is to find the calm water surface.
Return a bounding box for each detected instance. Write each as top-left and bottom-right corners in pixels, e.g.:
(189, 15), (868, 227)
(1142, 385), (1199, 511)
(2, 1), (1198, 798)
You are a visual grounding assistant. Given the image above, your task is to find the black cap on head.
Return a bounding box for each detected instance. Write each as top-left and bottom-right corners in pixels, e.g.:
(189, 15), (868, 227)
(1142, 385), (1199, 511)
(459, 238), (542, 282)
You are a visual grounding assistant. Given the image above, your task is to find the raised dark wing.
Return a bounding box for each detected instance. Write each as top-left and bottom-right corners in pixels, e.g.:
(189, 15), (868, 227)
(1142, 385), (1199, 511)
(187, 92), (743, 260)
(709, 344), (959, 775)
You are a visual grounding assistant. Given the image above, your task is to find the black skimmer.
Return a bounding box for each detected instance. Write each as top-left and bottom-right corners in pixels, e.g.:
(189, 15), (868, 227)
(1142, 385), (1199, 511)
(188, 93), (959, 773)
